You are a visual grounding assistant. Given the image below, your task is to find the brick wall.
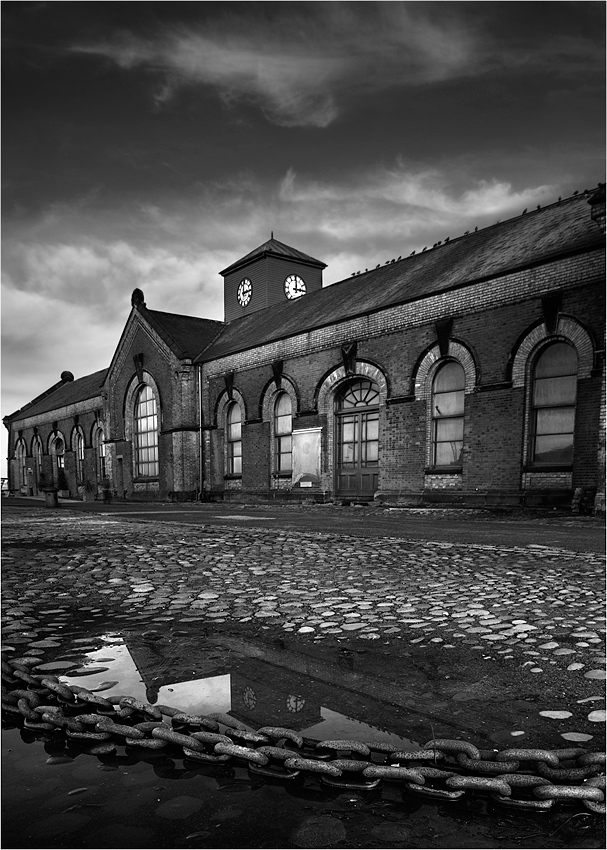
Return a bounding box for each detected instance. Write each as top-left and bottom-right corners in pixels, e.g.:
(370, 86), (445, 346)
(202, 265), (604, 506)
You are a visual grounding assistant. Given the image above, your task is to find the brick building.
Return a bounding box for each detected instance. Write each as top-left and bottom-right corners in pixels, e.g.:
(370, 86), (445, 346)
(5, 188), (605, 512)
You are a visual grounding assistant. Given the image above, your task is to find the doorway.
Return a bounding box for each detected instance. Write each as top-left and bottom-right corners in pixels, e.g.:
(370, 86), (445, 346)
(335, 379), (379, 499)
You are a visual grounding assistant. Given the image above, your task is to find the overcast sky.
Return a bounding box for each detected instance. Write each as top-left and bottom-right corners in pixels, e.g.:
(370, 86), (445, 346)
(2, 1), (605, 472)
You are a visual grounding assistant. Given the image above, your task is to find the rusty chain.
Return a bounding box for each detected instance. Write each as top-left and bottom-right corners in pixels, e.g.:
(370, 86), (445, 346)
(1, 656), (605, 816)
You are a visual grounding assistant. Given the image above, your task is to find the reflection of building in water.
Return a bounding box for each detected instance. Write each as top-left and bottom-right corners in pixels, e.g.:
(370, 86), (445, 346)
(123, 633), (231, 706)
(229, 659), (321, 731)
(120, 630), (462, 740)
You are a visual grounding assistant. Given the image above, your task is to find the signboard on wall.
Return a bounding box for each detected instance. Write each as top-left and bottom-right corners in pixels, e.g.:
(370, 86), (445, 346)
(292, 427), (321, 489)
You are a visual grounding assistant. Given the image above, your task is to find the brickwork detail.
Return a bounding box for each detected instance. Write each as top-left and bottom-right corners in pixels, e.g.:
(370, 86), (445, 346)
(425, 473), (463, 490)
(511, 316), (595, 387)
(414, 341), (477, 401)
(523, 471), (572, 489)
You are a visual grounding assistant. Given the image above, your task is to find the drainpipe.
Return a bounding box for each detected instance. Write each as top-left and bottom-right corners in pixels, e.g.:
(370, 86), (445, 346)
(198, 365), (204, 502)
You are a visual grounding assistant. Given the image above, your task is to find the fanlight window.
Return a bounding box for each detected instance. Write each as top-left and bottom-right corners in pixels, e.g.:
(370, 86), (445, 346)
(226, 402), (242, 475)
(531, 343), (577, 465)
(338, 380), (380, 410)
(432, 361), (465, 468)
(134, 384), (159, 477)
(274, 393), (292, 472)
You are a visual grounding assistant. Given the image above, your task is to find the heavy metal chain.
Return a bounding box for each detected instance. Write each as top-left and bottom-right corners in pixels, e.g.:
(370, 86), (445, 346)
(2, 656), (605, 815)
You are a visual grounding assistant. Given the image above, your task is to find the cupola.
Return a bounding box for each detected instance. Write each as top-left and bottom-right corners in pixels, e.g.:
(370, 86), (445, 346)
(220, 235), (326, 322)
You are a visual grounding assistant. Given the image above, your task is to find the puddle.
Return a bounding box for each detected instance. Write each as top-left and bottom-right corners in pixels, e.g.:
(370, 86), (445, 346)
(3, 626), (605, 849)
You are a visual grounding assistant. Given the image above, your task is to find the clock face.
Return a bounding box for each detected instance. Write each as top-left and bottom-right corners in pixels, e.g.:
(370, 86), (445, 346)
(237, 278), (252, 306)
(242, 686), (257, 710)
(284, 274), (306, 300)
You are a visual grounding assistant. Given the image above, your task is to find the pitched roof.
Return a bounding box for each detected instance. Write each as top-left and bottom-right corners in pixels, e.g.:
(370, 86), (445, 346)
(219, 237), (327, 276)
(199, 193), (604, 363)
(142, 309), (224, 360)
(5, 368), (108, 422)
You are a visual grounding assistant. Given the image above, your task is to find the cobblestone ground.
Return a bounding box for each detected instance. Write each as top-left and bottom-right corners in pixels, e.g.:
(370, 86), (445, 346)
(2, 507), (605, 745)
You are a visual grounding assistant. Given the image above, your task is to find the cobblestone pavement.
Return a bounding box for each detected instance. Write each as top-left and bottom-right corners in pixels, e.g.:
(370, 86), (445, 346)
(2, 506), (605, 744)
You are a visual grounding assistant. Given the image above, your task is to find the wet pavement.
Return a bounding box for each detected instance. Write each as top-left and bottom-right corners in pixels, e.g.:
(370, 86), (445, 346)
(1, 504), (606, 848)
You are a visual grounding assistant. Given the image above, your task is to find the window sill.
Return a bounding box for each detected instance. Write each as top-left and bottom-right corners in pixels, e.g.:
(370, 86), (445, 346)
(523, 465), (573, 473)
(224, 474), (242, 481)
(425, 467), (462, 475)
(272, 471), (293, 478)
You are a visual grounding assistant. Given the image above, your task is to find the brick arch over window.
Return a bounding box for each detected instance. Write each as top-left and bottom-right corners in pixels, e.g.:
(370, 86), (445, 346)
(511, 317), (594, 388)
(261, 377), (298, 423)
(316, 361), (388, 415)
(413, 341), (477, 402)
(124, 371), (162, 441)
(214, 387), (247, 427)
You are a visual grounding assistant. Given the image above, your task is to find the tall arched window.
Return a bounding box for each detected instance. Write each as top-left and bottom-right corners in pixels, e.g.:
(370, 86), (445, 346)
(50, 435), (65, 486)
(530, 342), (577, 466)
(15, 441), (27, 491)
(134, 384), (159, 477)
(431, 361), (465, 468)
(73, 429), (85, 482)
(274, 393), (292, 472)
(94, 426), (106, 481)
(226, 401), (242, 475)
(32, 436), (43, 489)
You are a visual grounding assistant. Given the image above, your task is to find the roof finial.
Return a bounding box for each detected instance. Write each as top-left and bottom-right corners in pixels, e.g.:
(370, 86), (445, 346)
(271, 231), (274, 239)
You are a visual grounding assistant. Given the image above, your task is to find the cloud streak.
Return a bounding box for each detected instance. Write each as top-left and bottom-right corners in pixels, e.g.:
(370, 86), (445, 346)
(70, 3), (478, 126)
(68, 3), (603, 127)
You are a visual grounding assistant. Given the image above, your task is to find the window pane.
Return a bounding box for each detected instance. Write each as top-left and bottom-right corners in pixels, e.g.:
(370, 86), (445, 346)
(276, 393), (291, 417)
(536, 407), (575, 436)
(342, 421), (356, 443)
(434, 361), (465, 393)
(363, 415), (379, 441)
(533, 375), (577, 406)
(535, 343), (577, 379)
(534, 434), (573, 464)
(363, 441), (379, 463)
(436, 417), (464, 443)
(435, 441), (463, 467)
(433, 389), (464, 417)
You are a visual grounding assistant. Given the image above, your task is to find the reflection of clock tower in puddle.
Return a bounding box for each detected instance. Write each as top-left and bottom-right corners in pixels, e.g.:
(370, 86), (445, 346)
(221, 235), (326, 322)
(230, 659), (322, 731)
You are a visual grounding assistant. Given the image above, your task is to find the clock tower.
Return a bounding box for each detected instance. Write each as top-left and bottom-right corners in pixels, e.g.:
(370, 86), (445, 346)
(221, 236), (326, 322)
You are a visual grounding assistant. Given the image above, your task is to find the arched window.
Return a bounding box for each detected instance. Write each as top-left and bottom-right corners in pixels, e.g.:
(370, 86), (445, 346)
(32, 436), (43, 488)
(15, 441), (27, 491)
(226, 401), (242, 475)
(431, 361), (465, 468)
(50, 435), (65, 486)
(530, 342), (577, 466)
(274, 392), (292, 472)
(134, 384), (159, 477)
(94, 426), (106, 481)
(73, 430), (85, 482)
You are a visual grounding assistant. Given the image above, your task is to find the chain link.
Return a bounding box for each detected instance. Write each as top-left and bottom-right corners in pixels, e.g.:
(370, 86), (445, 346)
(2, 658), (605, 816)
